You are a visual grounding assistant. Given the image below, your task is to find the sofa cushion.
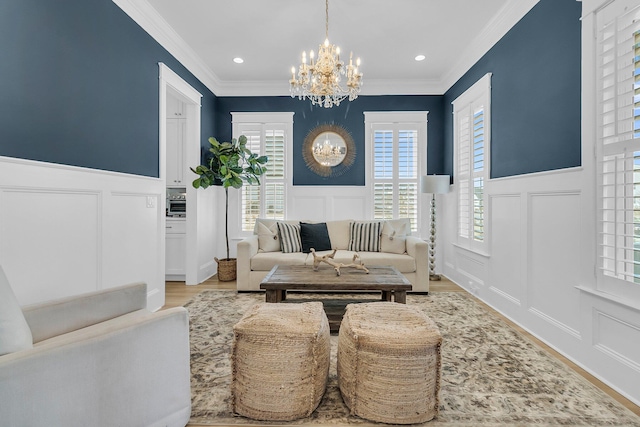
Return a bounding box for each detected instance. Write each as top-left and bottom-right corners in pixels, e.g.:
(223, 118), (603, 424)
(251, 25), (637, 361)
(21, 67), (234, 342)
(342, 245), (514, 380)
(300, 222), (332, 253)
(358, 251), (417, 273)
(257, 221), (281, 252)
(253, 218), (299, 234)
(0, 266), (33, 356)
(348, 221), (382, 252)
(251, 252), (308, 271)
(381, 220), (409, 254)
(326, 220), (352, 250)
(277, 222), (302, 253)
(385, 218), (412, 236)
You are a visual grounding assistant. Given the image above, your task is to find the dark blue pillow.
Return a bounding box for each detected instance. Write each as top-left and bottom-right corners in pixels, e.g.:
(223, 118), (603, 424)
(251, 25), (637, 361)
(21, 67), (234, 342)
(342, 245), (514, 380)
(300, 222), (332, 253)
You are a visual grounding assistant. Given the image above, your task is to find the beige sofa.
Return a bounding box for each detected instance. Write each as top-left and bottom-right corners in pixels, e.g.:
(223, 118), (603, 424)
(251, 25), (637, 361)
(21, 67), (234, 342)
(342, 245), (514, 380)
(0, 282), (191, 427)
(237, 219), (429, 293)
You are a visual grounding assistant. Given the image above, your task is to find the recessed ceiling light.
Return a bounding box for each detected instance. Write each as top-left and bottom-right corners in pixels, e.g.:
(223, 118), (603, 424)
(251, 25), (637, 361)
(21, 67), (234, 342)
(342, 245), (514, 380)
(233, 57), (244, 64)
(415, 55), (426, 61)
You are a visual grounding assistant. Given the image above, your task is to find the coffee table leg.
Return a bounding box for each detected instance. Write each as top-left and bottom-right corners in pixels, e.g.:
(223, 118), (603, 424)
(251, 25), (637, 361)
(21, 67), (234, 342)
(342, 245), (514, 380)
(265, 290), (280, 303)
(394, 290), (407, 304)
(281, 289), (287, 301)
(381, 290), (392, 301)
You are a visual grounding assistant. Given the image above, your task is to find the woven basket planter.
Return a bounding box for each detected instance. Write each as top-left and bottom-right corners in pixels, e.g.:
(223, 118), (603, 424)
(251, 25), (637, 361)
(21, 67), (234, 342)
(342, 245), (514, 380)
(214, 257), (236, 281)
(231, 302), (330, 421)
(338, 302), (442, 424)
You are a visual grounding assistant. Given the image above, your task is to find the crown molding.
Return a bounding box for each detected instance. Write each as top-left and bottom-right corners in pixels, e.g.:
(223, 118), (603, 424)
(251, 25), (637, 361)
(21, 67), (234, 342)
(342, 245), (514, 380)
(114, 0), (539, 98)
(112, 0), (222, 94)
(440, 0), (540, 91)
(213, 78), (445, 97)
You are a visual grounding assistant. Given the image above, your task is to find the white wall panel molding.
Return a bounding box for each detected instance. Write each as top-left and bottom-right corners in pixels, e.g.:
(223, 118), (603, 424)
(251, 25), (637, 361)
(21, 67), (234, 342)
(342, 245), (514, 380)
(527, 191), (582, 335)
(528, 307), (582, 340)
(0, 156), (165, 310)
(488, 193), (523, 310)
(593, 309), (640, 373)
(489, 286), (522, 307)
(288, 186), (368, 222)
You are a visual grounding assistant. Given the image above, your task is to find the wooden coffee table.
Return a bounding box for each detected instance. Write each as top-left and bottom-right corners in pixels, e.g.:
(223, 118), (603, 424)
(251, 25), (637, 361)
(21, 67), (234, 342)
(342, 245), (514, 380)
(260, 265), (412, 330)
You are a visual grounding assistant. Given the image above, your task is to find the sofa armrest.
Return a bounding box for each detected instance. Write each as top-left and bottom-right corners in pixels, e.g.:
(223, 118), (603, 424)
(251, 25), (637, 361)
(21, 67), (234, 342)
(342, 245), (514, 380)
(406, 236), (429, 292)
(22, 282), (148, 344)
(0, 307), (191, 427)
(237, 235), (259, 291)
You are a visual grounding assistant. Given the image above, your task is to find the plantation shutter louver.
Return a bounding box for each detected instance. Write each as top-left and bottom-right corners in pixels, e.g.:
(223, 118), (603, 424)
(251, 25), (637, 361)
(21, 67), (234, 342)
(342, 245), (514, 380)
(457, 113), (471, 240)
(453, 73), (491, 249)
(372, 127), (420, 231)
(241, 131), (262, 232)
(597, 4), (640, 284)
(473, 109), (485, 242)
(238, 124), (287, 231)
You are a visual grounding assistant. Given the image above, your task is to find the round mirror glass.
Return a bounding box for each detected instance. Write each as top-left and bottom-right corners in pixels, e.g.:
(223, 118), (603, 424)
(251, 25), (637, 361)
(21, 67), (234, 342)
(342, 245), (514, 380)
(311, 131), (347, 167)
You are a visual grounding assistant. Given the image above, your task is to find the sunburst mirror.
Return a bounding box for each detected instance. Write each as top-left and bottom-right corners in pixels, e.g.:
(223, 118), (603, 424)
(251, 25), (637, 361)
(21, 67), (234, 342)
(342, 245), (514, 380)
(303, 124), (356, 178)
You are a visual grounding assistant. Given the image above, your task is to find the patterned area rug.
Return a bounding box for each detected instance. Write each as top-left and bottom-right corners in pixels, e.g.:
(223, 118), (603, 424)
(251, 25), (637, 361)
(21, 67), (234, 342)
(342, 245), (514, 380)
(185, 291), (640, 426)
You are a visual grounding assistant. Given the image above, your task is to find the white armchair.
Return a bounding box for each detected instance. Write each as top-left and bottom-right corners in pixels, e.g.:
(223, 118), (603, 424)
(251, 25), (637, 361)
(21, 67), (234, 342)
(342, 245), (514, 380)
(0, 280), (191, 427)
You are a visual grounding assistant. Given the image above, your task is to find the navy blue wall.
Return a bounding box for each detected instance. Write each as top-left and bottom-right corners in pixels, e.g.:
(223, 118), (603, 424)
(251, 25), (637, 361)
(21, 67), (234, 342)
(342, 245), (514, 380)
(0, 0), (217, 177)
(443, 0), (581, 179)
(215, 95), (445, 185)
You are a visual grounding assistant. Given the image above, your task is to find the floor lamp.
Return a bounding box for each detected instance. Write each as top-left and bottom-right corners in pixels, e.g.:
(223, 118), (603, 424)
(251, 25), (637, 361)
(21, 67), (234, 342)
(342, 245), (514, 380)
(421, 175), (450, 281)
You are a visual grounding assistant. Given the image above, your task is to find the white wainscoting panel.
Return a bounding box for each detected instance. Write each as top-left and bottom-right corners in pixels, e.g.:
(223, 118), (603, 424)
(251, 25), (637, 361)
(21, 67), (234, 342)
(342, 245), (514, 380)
(0, 157), (166, 310)
(488, 193), (522, 308)
(594, 309), (640, 372)
(454, 247), (487, 292)
(441, 167), (640, 405)
(331, 195), (367, 220)
(0, 189), (100, 305)
(288, 186), (368, 222)
(528, 191), (582, 337)
(291, 196), (327, 221)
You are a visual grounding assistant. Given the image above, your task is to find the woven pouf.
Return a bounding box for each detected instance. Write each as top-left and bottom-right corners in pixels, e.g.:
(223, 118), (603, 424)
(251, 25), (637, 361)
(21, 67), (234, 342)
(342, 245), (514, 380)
(230, 301), (330, 421)
(338, 302), (442, 424)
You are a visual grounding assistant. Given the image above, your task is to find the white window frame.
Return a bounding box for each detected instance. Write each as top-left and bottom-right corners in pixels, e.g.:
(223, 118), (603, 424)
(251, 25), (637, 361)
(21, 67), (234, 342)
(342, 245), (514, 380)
(364, 111), (428, 233)
(452, 73), (491, 253)
(230, 112), (294, 235)
(592, 0), (640, 298)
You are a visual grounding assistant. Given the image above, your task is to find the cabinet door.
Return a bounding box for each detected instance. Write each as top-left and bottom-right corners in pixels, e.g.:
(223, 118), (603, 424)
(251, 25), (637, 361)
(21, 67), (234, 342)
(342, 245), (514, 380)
(166, 233), (186, 276)
(166, 95), (184, 118)
(166, 119), (186, 185)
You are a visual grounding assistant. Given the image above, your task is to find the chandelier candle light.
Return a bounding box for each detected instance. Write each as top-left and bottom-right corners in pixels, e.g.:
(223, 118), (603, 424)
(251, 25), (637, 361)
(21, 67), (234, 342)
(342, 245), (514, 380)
(289, 0), (363, 108)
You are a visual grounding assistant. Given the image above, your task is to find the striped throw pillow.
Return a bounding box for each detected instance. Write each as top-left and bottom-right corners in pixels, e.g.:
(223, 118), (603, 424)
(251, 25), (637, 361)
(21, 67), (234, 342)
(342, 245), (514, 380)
(277, 222), (302, 253)
(348, 221), (382, 252)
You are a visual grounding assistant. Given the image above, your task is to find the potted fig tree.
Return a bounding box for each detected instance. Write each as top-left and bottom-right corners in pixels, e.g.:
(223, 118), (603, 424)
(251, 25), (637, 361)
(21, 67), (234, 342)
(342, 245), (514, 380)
(191, 135), (267, 281)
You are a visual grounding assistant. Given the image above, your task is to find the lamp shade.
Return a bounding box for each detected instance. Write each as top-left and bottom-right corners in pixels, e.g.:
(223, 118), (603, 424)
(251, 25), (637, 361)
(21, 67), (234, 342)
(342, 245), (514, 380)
(421, 175), (450, 194)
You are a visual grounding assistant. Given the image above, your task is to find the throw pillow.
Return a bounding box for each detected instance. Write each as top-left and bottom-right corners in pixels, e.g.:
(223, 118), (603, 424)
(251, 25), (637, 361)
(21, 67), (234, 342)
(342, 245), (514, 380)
(277, 222), (302, 253)
(380, 220), (408, 254)
(0, 266), (33, 356)
(300, 222), (332, 253)
(257, 221), (280, 252)
(348, 221), (382, 252)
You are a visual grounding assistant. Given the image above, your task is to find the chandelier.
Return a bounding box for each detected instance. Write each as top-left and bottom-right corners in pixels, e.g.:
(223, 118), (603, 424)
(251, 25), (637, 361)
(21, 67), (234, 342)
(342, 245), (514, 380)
(289, 0), (363, 108)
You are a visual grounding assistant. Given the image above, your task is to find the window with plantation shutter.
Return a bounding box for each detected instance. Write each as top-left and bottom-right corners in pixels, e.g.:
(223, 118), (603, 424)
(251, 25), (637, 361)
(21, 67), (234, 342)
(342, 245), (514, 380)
(366, 112), (427, 233)
(596, 2), (640, 286)
(453, 73), (491, 250)
(232, 113), (293, 232)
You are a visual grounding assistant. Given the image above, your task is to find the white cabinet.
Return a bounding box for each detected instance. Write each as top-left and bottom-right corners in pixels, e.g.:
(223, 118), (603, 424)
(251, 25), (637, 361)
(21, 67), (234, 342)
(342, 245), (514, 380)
(166, 94), (185, 118)
(166, 118), (187, 185)
(165, 218), (186, 280)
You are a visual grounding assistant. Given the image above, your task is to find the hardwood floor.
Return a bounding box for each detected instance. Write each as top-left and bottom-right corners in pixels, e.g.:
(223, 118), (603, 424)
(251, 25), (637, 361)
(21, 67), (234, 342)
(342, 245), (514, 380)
(164, 275), (640, 424)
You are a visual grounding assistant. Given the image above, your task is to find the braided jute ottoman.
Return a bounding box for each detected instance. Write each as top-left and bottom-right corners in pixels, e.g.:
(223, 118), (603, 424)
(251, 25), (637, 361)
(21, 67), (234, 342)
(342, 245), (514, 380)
(230, 301), (330, 421)
(338, 302), (442, 424)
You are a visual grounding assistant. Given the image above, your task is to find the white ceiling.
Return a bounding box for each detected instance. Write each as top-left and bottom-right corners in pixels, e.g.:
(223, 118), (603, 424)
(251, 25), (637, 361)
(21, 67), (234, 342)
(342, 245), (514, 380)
(116, 0), (539, 96)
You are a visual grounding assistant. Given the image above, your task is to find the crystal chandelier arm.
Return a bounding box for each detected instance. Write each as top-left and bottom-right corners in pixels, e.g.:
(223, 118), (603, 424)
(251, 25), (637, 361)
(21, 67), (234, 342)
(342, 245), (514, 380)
(289, 0), (362, 107)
